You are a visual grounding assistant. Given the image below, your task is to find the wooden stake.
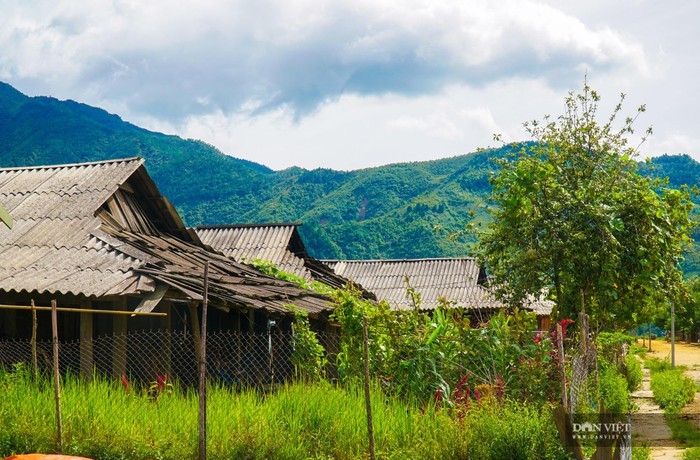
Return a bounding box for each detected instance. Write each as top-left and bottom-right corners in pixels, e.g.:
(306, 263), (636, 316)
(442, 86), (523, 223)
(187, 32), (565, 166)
(362, 317), (376, 460)
(51, 300), (63, 453)
(198, 261), (209, 460)
(31, 299), (38, 380)
(188, 303), (201, 365)
(557, 323), (567, 410)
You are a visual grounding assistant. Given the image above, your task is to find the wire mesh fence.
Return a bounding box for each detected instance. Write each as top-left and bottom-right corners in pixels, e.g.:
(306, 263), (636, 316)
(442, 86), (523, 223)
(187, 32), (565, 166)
(0, 329), (341, 388)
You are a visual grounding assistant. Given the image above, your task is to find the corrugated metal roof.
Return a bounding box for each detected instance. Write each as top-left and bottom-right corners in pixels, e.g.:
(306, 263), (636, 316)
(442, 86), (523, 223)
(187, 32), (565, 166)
(196, 224), (310, 279)
(0, 159), (332, 315)
(195, 223), (362, 294)
(0, 158), (146, 297)
(324, 258), (554, 315)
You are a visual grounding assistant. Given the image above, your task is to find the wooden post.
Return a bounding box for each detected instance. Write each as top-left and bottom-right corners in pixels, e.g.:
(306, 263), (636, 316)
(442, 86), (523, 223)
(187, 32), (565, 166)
(236, 311), (242, 369)
(671, 303), (675, 369)
(557, 323), (567, 410)
(648, 322), (652, 352)
(31, 299), (38, 380)
(188, 303), (201, 365)
(112, 299), (127, 379)
(362, 317), (375, 460)
(199, 262), (209, 460)
(80, 300), (94, 381)
(51, 300), (63, 454)
(161, 302), (172, 376)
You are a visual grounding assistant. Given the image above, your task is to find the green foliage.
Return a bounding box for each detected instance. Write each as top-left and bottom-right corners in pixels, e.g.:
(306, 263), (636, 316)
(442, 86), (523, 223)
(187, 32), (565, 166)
(330, 286), (561, 406)
(459, 401), (569, 460)
(650, 369), (696, 414)
(480, 82), (696, 326)
(623, 354), (643, 392)
(289, 308), (327, 381)
(598, 361), (632, 414)
(666, 414), (700, 447)
(3, 82), (700, 275)
(0, 364), (569, 460)
(675, 277), (700, 341)
(644, 356), (674, 373)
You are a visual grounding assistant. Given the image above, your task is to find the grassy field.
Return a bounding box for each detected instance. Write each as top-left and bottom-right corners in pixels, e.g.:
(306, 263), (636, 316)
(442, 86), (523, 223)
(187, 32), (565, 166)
(0, 366), (567, 459)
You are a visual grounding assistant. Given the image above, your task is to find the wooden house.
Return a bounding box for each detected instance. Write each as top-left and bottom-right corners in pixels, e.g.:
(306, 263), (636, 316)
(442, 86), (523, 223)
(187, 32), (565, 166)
(195, 222), (370, 294)
(0, 158), (333, 379)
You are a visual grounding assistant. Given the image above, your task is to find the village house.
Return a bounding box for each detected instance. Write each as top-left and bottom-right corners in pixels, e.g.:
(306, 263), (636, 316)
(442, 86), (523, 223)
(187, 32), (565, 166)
(324, 258), (554, 330)
(195, 222), (359, 292)
(192, 221), (553, 330)
(0, 157), (334, 381)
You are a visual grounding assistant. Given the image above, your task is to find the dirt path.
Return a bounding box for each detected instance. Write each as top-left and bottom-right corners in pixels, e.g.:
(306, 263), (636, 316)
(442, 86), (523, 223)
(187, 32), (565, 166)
(632, 339), (700, 459)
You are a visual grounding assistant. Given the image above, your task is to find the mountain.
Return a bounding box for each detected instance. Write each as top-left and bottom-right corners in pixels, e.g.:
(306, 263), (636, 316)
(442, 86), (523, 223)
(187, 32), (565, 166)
(0, 81), (698, 272)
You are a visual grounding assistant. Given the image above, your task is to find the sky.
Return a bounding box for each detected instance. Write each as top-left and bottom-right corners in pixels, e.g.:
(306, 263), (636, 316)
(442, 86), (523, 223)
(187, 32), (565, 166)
(1, 0), (698, 171)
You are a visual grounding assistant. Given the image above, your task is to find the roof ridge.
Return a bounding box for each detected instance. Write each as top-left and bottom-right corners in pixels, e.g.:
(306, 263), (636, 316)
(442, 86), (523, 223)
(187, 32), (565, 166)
(0, 156), (143, 172)
(323, 257), (478, 263)
(195, 222), (302, 230)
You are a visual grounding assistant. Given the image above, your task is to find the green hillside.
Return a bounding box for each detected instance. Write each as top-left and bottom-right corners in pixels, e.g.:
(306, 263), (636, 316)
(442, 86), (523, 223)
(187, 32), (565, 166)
(0, 81), (698, 272)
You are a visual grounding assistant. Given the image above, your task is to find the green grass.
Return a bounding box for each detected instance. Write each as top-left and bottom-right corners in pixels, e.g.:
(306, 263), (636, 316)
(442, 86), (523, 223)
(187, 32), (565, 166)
(649, 369), (696, 415)
(685, 447), (700, 460)
(666, 415), (700, 447)
(0, 367), (567, 459)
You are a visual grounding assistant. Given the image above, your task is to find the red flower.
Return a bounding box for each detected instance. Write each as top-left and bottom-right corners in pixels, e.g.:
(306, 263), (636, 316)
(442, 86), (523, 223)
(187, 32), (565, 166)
(121, 375), (129, 390)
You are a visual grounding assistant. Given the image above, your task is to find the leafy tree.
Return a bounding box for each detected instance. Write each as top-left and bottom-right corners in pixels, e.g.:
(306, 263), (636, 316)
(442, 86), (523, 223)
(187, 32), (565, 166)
(479, 83), (696, 327)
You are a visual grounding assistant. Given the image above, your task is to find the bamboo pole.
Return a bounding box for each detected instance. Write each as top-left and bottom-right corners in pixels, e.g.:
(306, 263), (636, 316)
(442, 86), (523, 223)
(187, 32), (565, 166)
(362, 317), (376, 460)
(51, 300), (63, 453)
(199, 262), (209, 460)
(31, 299), (38, 380)
(0, 304), (166, 316)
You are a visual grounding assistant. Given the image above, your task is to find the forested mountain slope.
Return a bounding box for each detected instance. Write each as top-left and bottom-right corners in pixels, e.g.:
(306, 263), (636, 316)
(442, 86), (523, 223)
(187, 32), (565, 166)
(0, 81), (697, 272)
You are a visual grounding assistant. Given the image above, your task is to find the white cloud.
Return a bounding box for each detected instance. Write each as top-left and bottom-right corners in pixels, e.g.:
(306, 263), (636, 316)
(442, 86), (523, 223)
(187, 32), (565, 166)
(3, 0), (695, 170)
(1, 0), (649, 122)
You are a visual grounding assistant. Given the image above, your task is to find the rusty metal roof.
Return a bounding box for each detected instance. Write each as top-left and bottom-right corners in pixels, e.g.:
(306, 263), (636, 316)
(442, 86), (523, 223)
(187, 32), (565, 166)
(0, 158), (332, 315)
(324, 258), (553, 315)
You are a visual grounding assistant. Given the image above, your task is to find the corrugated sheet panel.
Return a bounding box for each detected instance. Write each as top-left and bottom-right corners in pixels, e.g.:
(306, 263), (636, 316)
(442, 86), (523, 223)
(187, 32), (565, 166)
(196, 224), (313, 281)
(0, 158), (146, 298)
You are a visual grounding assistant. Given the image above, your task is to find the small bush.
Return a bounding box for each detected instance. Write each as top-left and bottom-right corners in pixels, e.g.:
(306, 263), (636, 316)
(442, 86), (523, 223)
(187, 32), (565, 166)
(463, 402), (569, 460)
(623, 354), (643, 392)
(684, 447), (700, 460)
(645, 357), (673, 373)
(650, 370), (696, 414)
(599, 362), (631, 414)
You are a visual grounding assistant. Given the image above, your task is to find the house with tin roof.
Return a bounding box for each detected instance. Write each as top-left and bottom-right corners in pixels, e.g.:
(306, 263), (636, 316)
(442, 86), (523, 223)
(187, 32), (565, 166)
(195, 222), (369, 294)
(324, 258), (554, 330)
(0, 157), (332, 379)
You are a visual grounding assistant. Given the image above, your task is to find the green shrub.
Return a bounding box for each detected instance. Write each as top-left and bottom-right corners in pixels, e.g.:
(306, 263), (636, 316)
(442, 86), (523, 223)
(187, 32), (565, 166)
(632, 445), (651, 460)
(462, 401), (569, 460)
(650, 370), (696, 414)
(667, 414), (700, 446)
(645, 357), (673, 373)
(599, 362), (631, 414)
(684, 447), (700, 460)
(623, 354), (643, 392)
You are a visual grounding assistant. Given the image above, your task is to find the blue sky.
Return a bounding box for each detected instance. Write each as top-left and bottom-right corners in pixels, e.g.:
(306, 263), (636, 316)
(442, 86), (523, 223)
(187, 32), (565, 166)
(1, 0), (698, 170)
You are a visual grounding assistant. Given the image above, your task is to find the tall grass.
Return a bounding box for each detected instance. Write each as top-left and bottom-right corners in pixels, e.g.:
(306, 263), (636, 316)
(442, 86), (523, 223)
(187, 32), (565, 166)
(0, 366), (566, 459)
